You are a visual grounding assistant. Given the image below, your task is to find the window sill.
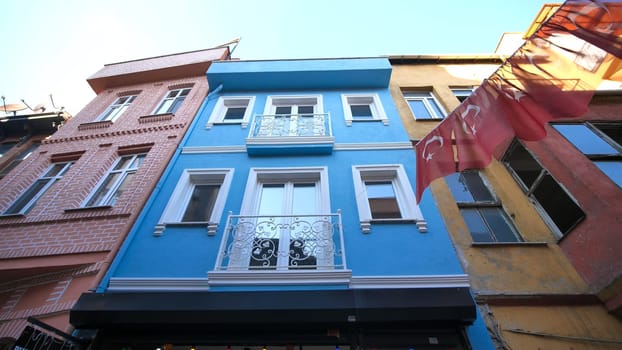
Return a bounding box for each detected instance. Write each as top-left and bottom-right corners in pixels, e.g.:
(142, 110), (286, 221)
(346, 118), (389, 126)
(78, 120), (113, 131)
(471, 241), (549, 247)
(64, 205), (113, 213)
(370, 218), (417, 224)
(0, 213), (25, 219)
(361, 218), (427, 233)
(154, 221), (218, 236)
(138, 113), (173, 124)
(206, 120), (248, 129)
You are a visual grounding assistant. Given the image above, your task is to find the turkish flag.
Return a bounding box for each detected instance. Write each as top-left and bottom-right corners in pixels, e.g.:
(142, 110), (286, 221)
(453, 81), (515, 170)
(540, 0), (622, 59)
(490, 77), (553, 140)
(415, 119), (455, 203)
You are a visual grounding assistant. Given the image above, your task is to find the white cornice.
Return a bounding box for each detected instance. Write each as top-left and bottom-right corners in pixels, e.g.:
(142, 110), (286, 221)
(350, 275), (471, 289)
(182, 142), (413, 154)
(107, 274), (469, 291)
(108, 277), (210, 291)
(207, 270), (353, 285)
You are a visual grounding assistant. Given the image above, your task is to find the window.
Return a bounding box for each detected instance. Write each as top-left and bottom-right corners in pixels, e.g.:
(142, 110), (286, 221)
(84, 153), (145, 207)
(352, 164), (426, 233)
(252, 95), (325, 137)
(0, 142), (17, 157)
(206, 96), (255, 128)
(451, 88), (474, 103)
(341, 94), (388, 126)
(153, 88), (191, 115)
(404, 91), (446, 120)
(155, 169), (233, 236)
(503, 140), (585, 236)
(446, 171), (521, 243)
(552, 122), (622, 187)
(95, 95), (137, 122)
(227, 167), (332, 270)
(0, 142), (39, 178)
(3, 161), (73, 215)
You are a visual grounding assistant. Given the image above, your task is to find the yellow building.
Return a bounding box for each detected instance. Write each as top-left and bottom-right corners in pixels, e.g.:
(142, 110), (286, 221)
(388, 50), (622, 348)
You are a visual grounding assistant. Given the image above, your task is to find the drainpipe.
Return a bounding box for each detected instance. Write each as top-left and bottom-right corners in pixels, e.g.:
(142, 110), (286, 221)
(90, 84), (224, 293)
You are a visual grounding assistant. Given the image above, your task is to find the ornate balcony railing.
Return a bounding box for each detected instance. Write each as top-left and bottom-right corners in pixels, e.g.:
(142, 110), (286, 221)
(214, 211), (345, 271)
(248, 113), (332, 138)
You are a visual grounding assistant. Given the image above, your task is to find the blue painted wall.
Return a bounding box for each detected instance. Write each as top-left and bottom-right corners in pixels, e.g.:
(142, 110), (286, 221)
(109, 58), (464, 282)
(103, 58), (493, 348)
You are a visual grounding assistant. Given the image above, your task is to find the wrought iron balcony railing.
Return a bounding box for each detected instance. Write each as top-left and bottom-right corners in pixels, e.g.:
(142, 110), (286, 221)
(248, 113), (333, 138)
(214, 211), (345, 271)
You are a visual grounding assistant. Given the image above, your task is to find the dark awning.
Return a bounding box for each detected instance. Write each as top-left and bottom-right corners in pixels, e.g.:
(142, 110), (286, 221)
(71, 287), (475, 329)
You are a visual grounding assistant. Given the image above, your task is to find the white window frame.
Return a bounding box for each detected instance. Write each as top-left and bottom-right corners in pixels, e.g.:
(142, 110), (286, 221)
(95, 95), (137, 122)
(450, 87), (474, 103)
(206, 96), (256, 129)
(155, 168), (234, 236)
(240, 166), (330, 216)
(263, 95), (323, 115)
(230, 167), (331, 270)
(341, 93), (388, 126)
(83, 153), (145, 208)
(153, 88), (191, 115)
(352, 164), (426, 233)
(404, 91), (447, 120)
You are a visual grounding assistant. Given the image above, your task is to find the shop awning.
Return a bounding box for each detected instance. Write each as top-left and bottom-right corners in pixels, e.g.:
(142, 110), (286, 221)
(71, 287), (475, 329)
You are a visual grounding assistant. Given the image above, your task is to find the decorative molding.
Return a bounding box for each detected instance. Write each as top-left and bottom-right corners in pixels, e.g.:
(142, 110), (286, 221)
(181, 142), (412, 154)
(360, 221), (371, 234)
(246, 136), (334, 146)
(78, 120), (113, 131)
(168, 82), (195, 90)
(108, 277), (210, 291)
(138, 113), (174, 124)
(44, 123), (186, 144)
(152, 222), (219, 237)
(0, 212), (131, 231)
(350, 275), (471, 289)
(117, 89), (142, 97)
(416, 220), (428, 233)
(207, 270), (352, 286)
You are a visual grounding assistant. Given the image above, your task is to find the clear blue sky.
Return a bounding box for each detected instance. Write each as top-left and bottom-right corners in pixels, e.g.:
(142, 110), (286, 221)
(1, 0), (554, 114)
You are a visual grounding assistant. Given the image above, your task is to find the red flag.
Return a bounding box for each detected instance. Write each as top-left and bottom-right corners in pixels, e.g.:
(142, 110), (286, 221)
(416, 119), (455, 202)
(507, 47), (595, 119)
(452, 82), (515, 170)
(490, 77), (552, 140)
(414, 0), (622, 201)
(540, 0), (622, 59)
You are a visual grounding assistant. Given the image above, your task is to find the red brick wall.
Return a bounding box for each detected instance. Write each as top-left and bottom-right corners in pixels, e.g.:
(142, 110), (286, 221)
(0, 73), (209, 338)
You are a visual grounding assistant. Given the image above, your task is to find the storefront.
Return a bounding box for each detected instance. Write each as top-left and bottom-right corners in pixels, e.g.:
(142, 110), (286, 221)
(70, 288), (476, 350)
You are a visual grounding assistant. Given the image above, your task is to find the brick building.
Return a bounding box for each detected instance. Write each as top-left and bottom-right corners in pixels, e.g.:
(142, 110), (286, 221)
(0, 47), (229, 344)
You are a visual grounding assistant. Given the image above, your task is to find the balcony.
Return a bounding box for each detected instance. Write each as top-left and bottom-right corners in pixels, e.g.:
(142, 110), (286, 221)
(246, 113), (335, 155)
(213, 212), (346, 273)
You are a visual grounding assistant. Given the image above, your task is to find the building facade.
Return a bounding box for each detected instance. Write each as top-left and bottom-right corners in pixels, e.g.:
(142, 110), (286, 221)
(0, 47), (229, 344)
(389, 51), (622, 349)
(71, 57), (494, 349)
(0, 100), (70, 181)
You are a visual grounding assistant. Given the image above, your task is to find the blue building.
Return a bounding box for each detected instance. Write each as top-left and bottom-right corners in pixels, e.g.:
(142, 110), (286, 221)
(71, 57), (493, 350)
